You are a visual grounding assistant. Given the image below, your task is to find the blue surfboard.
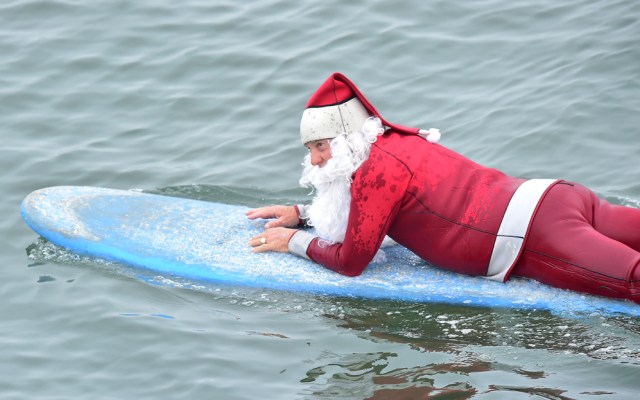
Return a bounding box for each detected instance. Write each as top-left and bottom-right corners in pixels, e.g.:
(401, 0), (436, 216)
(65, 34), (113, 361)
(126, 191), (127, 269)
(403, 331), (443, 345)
(20, 186), (639, 316)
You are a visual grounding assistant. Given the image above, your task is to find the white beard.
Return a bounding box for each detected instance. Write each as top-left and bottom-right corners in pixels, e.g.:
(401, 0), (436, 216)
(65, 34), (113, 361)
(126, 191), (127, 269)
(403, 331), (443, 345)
(299, 117), (395, 252)
(299, 135), (356, 243)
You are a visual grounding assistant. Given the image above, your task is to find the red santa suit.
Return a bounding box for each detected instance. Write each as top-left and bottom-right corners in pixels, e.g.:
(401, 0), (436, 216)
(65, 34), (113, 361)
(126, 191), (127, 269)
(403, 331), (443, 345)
(289, 73), (640, 304)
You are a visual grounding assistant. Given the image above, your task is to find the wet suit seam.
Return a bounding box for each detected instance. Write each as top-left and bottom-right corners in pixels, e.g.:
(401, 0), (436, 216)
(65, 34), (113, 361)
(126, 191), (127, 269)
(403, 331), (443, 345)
(523, 248), (637, 282)
(404, 191), (501, 237)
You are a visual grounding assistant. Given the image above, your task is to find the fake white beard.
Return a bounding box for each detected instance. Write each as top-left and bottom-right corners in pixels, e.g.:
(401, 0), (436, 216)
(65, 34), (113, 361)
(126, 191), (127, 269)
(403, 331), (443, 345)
(299, 117), (384, 244)
(299, 148), (353, 243)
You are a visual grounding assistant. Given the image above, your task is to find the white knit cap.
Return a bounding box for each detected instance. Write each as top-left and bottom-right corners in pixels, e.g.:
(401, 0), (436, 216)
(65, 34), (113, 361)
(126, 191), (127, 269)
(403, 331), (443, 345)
(299, 73), (439, 144)
(300, 97), (370, 144)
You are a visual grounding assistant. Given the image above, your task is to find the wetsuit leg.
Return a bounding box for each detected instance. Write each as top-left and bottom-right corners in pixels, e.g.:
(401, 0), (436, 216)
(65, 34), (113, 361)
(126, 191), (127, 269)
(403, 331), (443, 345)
(588, 188), (640, 252)
(512, 182), (640, 303)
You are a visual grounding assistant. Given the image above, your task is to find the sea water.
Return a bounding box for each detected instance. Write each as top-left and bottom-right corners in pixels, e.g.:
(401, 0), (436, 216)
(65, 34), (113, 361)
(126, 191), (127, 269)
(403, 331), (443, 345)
(1, 0), (639, 398)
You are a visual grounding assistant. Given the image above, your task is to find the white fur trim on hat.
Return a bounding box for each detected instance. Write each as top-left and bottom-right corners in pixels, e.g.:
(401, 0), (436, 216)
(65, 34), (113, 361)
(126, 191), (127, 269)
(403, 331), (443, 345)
(418, 128), (441, 143)
(300, 97), (370, 144)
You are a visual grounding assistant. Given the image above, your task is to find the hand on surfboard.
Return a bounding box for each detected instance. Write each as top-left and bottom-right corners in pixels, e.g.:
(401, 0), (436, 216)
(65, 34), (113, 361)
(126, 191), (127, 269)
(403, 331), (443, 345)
(249, 227), (297, 253)
(245, 205), (299, 228)
(246, 205), (299, 253)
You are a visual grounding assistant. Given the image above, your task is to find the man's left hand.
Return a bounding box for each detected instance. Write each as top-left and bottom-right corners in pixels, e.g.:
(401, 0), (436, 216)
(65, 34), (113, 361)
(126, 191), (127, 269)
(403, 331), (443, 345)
(249, 227), (297, 253)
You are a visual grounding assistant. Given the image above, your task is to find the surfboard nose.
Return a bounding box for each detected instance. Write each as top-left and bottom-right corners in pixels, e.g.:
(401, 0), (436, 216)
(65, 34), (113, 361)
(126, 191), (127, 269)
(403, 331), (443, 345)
(21, 187), (57, 234)
(21, 186), (100, 241)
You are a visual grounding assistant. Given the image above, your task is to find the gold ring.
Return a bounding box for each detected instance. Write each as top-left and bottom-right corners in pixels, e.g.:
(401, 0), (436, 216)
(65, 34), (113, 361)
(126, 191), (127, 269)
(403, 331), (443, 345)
(260, 237), (266, 245)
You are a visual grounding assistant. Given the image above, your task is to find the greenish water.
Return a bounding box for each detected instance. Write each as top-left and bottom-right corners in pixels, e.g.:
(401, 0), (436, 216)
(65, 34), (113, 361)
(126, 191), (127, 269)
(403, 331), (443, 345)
(2, 1), (639, 398)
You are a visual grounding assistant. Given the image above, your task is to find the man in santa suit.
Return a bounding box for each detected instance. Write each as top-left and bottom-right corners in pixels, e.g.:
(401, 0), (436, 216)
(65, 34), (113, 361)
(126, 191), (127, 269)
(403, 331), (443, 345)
(247, 72), (640, 304)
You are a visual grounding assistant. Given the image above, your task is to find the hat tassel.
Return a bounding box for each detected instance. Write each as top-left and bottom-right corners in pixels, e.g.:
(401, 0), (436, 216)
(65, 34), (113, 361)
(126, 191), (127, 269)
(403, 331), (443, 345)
(418, 128), (441, 144)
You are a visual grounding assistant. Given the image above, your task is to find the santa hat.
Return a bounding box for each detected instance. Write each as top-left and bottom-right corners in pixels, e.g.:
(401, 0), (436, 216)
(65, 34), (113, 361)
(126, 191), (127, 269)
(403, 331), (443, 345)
(300, 72), (440, 144)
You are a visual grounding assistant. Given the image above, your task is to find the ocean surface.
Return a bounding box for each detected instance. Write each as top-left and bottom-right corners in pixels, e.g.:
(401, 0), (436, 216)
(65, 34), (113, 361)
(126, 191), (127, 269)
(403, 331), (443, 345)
(2, 0), (639, 398)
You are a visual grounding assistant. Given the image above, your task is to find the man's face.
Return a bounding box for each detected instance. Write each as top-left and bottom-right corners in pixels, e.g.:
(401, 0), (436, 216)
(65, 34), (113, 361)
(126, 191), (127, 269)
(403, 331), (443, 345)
(305, 139), (332, 168)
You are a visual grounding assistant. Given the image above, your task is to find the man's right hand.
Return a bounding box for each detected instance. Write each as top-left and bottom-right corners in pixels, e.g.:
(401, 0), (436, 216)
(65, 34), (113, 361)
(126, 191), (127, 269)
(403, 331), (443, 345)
(245, 205), (299, 228)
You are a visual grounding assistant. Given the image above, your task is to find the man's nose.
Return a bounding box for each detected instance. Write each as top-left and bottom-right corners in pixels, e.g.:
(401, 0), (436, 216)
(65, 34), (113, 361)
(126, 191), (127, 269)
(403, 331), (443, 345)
(310, 150), (324, 166)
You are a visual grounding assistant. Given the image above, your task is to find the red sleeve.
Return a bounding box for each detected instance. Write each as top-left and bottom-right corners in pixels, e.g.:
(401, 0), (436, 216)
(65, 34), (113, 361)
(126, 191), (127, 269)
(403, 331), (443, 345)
(306, 150), (411, 276)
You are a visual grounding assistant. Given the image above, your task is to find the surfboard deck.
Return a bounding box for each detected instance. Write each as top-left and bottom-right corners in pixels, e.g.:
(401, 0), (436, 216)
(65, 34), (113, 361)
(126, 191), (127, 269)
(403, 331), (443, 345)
(20, 186), (639, 316)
